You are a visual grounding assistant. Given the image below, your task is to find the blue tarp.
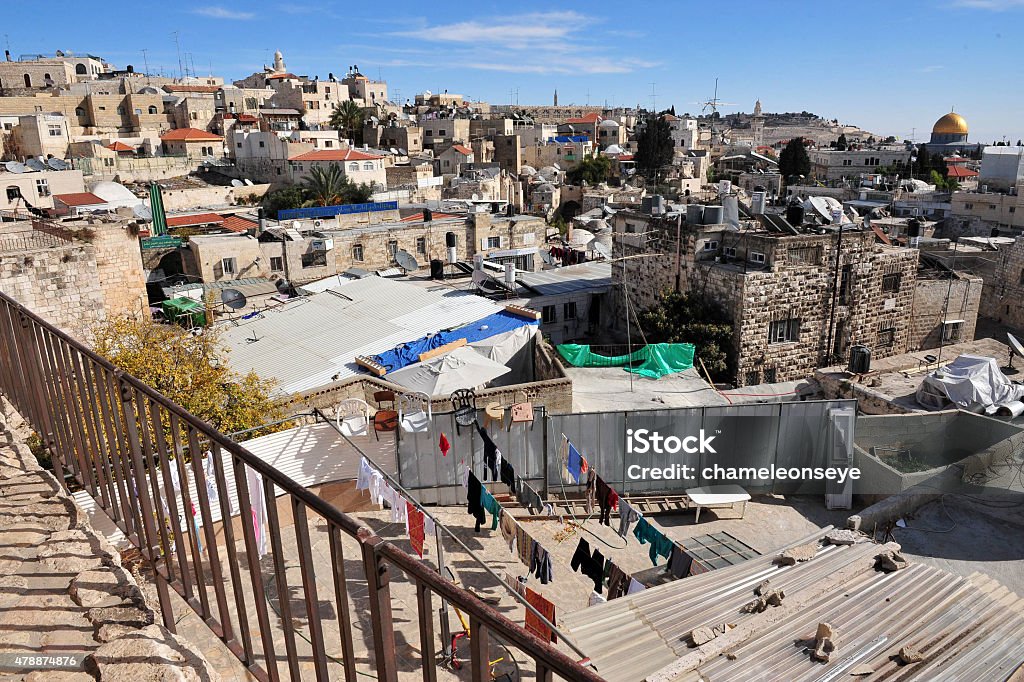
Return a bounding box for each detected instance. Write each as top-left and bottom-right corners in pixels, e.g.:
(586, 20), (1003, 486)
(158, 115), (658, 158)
(371, 311), (538, 372)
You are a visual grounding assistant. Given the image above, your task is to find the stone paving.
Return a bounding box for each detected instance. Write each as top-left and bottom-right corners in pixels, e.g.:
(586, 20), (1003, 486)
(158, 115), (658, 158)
(0, 401), (218, 681)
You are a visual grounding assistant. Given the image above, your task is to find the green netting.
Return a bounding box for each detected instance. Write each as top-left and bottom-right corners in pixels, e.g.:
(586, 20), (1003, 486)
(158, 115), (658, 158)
(556, 343), (696, 379)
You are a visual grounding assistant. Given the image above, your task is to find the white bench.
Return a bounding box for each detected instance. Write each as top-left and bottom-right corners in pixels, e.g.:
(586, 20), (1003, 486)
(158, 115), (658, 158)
(685, 485), (751, 523)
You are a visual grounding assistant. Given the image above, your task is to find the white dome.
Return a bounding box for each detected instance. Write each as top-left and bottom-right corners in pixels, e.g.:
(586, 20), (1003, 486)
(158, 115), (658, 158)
(535, 183), (556, 193)
(568, 228), (595, 246)
(538, 166), (559, 180)
(599, 119), (620, 128)
(519, 164), (537, 176)
(604, 144), (624, 155)
(89, 181), (141, 206)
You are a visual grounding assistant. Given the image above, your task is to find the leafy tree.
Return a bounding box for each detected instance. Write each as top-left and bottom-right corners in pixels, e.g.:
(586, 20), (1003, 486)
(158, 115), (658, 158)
(635, 290), (734, 381)
(92, 317), (285, 437)
(835, 133), (848, 151)
(883, 135), (897, 144)
(779, 137), (811, 183)
(262, 186), (309, 219)
(634, 111), (674, 180)
(329, 100), (365, 145)
(567, 155), (611, 186)
(301, 163), (372, 206)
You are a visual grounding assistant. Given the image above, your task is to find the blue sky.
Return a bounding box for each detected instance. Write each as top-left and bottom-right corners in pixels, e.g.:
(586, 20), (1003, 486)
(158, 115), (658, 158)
(6, 0), (1023, 142)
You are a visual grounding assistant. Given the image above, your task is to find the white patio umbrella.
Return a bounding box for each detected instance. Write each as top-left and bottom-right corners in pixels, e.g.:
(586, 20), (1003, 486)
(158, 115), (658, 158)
(385, 346), (511, 396)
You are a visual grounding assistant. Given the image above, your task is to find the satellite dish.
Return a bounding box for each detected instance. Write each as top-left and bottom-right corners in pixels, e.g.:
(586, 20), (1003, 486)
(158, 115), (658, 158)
(231, 179), (244, 187)
(389, 147), (399, 155)
(244, 179), (254, 186)
(47, 158), (68, 171)
(221, 288), (247, 310)
(1009, 332), (1024, 358)
(133, 204), (153, 220)
(395, 249), (419, 271)
(4, 161), (27, 174)
(590, 241), (611, 259)
(552, 163), (561, 171)
(398, 148), (408, 156)
(25, 159), (46, 172)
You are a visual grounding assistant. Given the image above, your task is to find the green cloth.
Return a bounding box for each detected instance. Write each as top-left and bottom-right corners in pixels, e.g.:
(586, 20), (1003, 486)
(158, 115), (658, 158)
(149, 182), (167, 236)
(633, 516), (673, 565)
(480, 488), (501, 530)
(556, 343), (695, 379)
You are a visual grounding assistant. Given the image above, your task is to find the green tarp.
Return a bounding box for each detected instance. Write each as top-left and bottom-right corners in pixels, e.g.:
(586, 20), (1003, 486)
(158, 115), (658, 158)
(556, 343), (696, 379)
(149, 182), (167, 236)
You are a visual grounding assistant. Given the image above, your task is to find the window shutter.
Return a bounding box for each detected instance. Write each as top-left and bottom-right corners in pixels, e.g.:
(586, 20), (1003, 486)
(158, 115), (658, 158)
(480, 237), (489, 250)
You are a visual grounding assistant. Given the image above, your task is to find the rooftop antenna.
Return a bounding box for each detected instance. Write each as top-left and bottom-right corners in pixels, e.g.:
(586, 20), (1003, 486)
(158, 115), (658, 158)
(141, 48), (151, 84)
(172, 31), (184, 81)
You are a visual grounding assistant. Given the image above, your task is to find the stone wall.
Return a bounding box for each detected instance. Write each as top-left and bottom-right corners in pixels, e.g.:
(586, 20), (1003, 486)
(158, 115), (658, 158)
(814, 370), (913, 415)
(909, 274), (982, 350)
(91, 222), (148, 321)
(976, 236), (1024, 332)
(0, 400), (218, 680)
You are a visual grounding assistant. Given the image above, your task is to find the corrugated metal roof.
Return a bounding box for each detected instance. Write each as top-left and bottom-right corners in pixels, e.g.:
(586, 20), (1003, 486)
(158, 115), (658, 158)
(296, 273), (358, 295)
(517, 261), (612, 296)
(219, 277), (503, 395)
(561, 529), (1024, 682)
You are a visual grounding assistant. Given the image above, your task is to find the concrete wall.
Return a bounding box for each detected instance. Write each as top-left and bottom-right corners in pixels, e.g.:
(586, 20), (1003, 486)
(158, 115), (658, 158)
(909, 274), (982, 351)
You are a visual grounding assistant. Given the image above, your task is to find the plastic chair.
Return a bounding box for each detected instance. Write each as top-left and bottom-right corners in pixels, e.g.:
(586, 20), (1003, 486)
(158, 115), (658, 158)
(334, 399), (370, 438)
(398, 392), (432, 433)
(450, 388), (477, 435)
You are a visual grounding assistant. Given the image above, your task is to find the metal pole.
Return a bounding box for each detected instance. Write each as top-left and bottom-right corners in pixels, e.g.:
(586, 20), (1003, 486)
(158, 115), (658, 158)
(936, 239), (960, 366)
(434, 523), (452, 656)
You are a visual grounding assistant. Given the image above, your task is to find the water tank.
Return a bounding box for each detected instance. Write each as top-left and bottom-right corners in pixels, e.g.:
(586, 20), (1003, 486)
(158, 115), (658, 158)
(702, 205), (724, 225)
(751, 191), (767, 215)
(504, 263), (516, 286)
(430, 259), (444, 279)
(686, 204), (704, 224)
(848, 345), (871, 374)
(423, 208), (433, 222)
(786, 205), (805, 227)
(908, 218), (921, 248)
(651, 195), (666, 215)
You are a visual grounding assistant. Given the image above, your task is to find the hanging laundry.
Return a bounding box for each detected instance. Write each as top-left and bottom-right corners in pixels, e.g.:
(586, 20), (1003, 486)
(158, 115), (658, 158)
(480, 488), (501, 531)
(627, 578), (646, 595)
(423, 514), (436, 539)
(356, 457), (374, 492)
(566, 439), (584, 483)
(476, 424), (501, 481)
(607, 563), (630, 600)
(245, 465), (267, 558)
(570, 538), (604, 593)
(517, 480), (544, 515)
(596, 476), (617, 526)
(407, 502), (425, 557)
(499, 509), (518, 553)
(439, 432), (451, 457)
(524, 587), (557, 643)
(500, 458), (518, 495)
(203, 451), (220, 507)
(504, 571), (527, 597)
(633, 516), (673, 566)
(467, 471), (486, 532)
(589, 591), (606, 607)
(668, 545), (693, 578)
(584, 469), (596, 515)
(530, 542), (553, 585)
(460, 464), (470, 490)
(617, 498), (639, 539)
(515, 524), (534, 568)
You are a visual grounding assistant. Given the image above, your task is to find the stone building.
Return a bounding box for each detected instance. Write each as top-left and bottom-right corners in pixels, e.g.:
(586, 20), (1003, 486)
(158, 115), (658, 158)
(908, 262), (982, 351)
(0, 215), (147, 339)
(809, 148), (911, 181)
(611, 208), (931, 386)
(160, 128), (223, 160)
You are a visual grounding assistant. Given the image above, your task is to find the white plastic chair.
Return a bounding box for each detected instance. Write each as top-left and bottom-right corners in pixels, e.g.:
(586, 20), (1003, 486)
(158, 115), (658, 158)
(334, 398), (370, 437)
(398, 392), (432, 433)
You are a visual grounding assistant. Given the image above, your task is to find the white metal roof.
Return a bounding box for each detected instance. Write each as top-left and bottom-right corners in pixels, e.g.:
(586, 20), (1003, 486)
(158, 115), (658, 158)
(219, 276), (504, 395)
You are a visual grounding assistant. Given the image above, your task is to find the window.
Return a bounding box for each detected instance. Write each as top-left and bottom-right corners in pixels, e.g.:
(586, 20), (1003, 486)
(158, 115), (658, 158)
(258, 140), (265, 148)
(788, 246), (819, 265)
(745, 371), (761, 386)
(769, 318), (800, 344)
(35, 179), (50, 197)
(47, 125), (62, 137)
(703, 240), (719, 251)
(486, 236), (501, 249)
(75, 64), (87, 75)
(563, 302), (577, 320)
(942, 321), (963, 343)
(134, 108), (142, 115)
(542, 305), (557, 323)
(838, 265), (852, 305)
(23, 74), (31, 87)
(301, 251), (327, 267)
(75, 107), (85, 117)
(270, 256), (284, 272)
(764, 367), (777, 383)
(387, 240), (398, 258)
(348, 162), (359, 171)
(724, 246), (737, 258)
(148, 105), (157, 114)
(1020, 268), (1024, 285)
(416, 237), (426, 254)
(749, 251), (766, 264)
(363, 162), (374, 170)
(964, 203), (973, 210)
(426, 129), (433, 136)
(324, 140), (333, 148)
(877, 327), (896, 347)
(237, 142), (243, 148)
(220, 257), (237, 275)
(352, 243), (364, 261)
(881, 272), (901, 293)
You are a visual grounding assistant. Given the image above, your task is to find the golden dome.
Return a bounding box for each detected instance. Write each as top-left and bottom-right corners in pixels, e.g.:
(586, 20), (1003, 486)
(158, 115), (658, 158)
(932, 112), (968, 135)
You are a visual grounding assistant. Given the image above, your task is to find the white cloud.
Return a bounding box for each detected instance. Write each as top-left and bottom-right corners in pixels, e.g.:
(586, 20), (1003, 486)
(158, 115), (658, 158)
(951, 0), (1024, 8)
(917, 65), (944, 73)
(192, 6), (254, 19)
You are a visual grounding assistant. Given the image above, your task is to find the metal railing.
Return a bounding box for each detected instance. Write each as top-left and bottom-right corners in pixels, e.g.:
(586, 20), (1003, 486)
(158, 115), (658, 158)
(0, 290), (603, 682)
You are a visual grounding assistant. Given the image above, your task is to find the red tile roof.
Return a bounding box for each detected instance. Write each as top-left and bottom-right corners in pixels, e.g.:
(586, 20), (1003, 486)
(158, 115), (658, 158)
(566, 113), (602, 124)
(164, 84), (221, 93)
(166, 213), (225, 228)
(106, 141), (135, 152)
(400, 211), (461, 223)
(221, 215), (258, 233)
(289, 149), (383, 162)
(266, 73), (298, 80)
(225, 113), (259, 123)
(947, 166), (978, 178)
(450, 144), (473, 156)
(54, 192), (106, 207)
(160, 127), (223, 142)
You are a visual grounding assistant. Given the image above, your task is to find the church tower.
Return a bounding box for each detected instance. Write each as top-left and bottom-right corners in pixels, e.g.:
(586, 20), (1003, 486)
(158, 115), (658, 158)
(553, 89), (558, 106)
(752, 99), (765, 147)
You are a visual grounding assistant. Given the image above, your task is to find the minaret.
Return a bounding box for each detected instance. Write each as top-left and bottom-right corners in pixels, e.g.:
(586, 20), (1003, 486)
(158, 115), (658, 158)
(553, 89), (558, 106)
(752, 98), (765, 147)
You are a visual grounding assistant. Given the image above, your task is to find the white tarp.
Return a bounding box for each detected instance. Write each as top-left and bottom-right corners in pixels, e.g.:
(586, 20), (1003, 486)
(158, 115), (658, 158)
(916, 354), (1024, 410)
(385, 346), (511, 396)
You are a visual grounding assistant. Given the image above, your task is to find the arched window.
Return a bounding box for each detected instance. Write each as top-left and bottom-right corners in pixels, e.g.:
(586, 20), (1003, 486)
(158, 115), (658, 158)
(74, 107), (85, 117)
(348, 162), (359, 172)
(23, 74), (31, 87)
(43, 73), (51, 81)
(363, 162), (374, 171)
(148, 105), (157, 114)
(75, 64), (87, 75)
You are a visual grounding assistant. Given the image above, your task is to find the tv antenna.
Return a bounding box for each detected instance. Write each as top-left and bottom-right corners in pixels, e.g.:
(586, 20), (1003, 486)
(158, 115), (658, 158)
(697, 78), (736, 147)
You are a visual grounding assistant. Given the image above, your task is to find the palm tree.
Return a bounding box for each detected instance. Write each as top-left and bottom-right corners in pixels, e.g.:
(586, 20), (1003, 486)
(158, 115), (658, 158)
(329, 100), (365, 145)
(301, 163), (347, 206)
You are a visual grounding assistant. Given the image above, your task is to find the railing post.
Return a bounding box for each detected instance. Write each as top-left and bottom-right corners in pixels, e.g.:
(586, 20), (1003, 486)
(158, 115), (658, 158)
(415, 581), (437, 682)
(360, 533), (398, 682)
(468, 615), (490, 682)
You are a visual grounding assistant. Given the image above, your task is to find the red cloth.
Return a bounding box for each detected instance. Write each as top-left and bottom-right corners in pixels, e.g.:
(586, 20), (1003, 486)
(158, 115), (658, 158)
(407, 502), (425, 557)
(439, 432), (451, 457)
(579, 456), (589, 475)
(524, 587), (557, 643)
(608, 486), (619, 511)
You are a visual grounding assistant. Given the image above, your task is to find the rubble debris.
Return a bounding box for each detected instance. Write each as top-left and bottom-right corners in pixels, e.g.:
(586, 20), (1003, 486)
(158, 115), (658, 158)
(850, 663), (874, 675)
(811, 622), (837, 662)
(899, 645), (924, 664)
(742, 588), (785, 613)
(754, 579), (772, 596)
(690, 626), (716, 646)
(825, 529), (860, 546)
(875, 550), (909, 573)
(776, 542), (818, 565)
(847, 515), (862, 531)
